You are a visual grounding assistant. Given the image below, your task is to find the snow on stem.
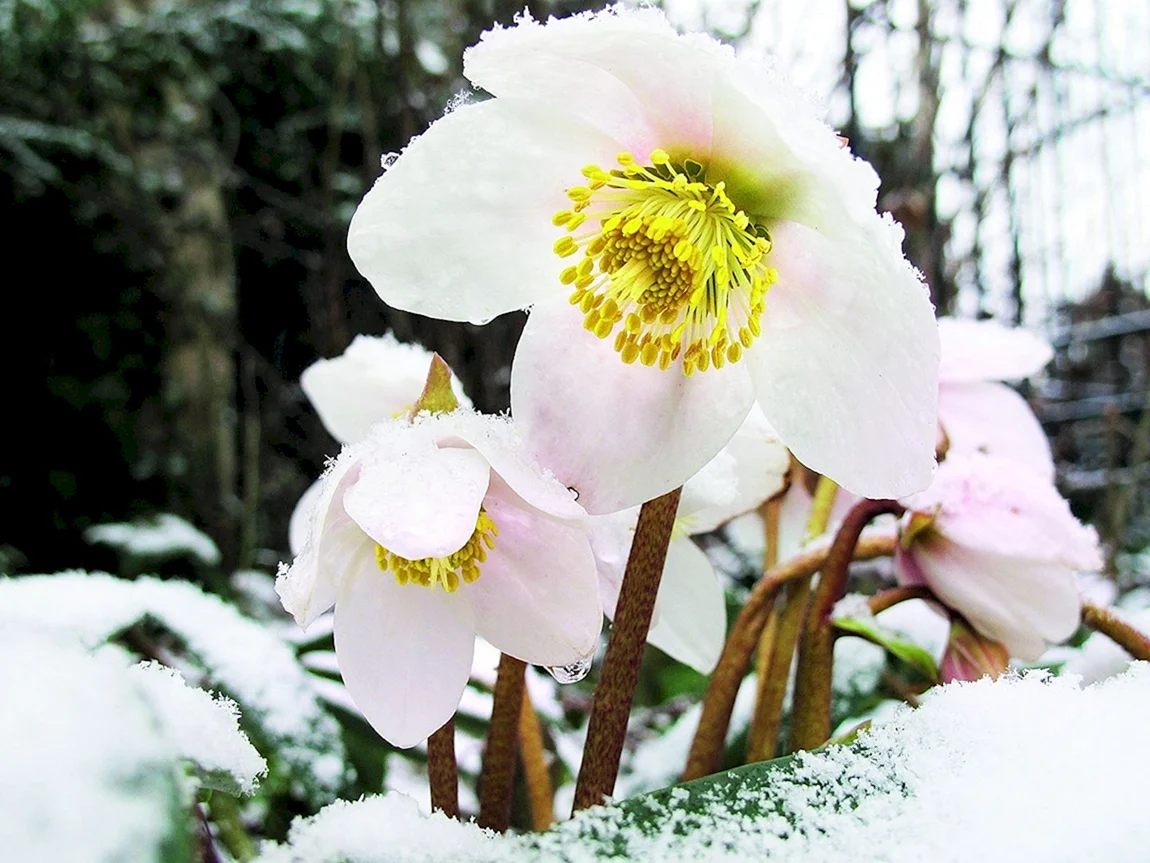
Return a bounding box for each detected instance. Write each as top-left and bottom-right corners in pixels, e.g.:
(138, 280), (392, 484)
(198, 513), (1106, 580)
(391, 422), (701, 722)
(478, 655), (527, 831)
(789, 499), (905, 753)
(573, 486), (683, 812)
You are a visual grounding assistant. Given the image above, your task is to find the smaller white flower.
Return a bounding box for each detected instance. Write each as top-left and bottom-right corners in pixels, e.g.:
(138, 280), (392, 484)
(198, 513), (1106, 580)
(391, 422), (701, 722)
(278, 411), (602, 748)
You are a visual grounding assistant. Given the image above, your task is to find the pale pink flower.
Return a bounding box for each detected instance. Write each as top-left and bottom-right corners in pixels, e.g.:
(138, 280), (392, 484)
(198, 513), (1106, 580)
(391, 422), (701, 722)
(938, 617), (1010, 683)
(592, 407), (789, 672)
(347, 7), (939, 513)
(937, 317), (1054, 479)
(896, 455), (1101, 661)
(277, 411), (602, 748)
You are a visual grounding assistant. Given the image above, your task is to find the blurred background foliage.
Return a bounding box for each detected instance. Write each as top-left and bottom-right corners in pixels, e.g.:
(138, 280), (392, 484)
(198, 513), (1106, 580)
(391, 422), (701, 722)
(2, 0), (1149, 585)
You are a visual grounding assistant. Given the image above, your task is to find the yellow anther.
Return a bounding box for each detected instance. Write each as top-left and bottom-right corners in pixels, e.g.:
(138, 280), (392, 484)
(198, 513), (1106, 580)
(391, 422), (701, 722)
(376, 509), (497, 593)
(650, 149), (671, 165)
(554, 236), (578, 257)
(560, 266), (579, 285)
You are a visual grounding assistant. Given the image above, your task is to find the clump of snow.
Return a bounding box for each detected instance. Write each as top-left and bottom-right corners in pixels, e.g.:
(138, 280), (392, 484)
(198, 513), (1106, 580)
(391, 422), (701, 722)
(85, 513), (221, 565)
(130, 662), (267, 795)
(1, 626), (185, 863)
(0, 571), (350, 802)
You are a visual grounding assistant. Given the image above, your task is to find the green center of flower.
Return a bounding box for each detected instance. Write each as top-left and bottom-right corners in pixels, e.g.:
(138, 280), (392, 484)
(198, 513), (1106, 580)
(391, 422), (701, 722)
(375, 508), (498, 593)
(552, 150), (777, 376)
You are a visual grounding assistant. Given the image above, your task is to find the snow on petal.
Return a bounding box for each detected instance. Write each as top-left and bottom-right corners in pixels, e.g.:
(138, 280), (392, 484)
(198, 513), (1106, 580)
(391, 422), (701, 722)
(334, 564), (476, 749)
(513, 298), (754, 514)
(938, 381), (1054, 480)
(937, 317), (1053, 383)
(465, 476), (602, 667)
(645, 536), (726, 674)
(288, 477), (324, 557)
(347, 98), (620, 325)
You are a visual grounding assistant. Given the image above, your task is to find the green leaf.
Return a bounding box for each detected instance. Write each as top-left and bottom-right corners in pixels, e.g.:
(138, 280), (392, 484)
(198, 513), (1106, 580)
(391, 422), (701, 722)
(833, 616), (940, 683)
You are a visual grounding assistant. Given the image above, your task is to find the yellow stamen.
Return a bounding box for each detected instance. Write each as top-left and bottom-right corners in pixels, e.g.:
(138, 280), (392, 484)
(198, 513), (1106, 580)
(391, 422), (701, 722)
(375, 508), (499, 593)
(552, 151), (776, 375)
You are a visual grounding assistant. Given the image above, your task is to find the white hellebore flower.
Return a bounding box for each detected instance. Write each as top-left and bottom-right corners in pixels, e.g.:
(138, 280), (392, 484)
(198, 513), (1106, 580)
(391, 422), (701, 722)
(277, 411), (602, 748)
(347, 7), (940, 513)
(895, 454), (1102, 661)
(937, 317), (1054, 480)
(593, 406), (789, 673)
(290, 335), (472, 555)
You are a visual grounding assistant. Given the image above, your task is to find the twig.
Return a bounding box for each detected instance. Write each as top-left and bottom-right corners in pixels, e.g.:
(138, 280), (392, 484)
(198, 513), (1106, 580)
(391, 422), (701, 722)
(427, 719), (459, 819)
(1081, 600), (1150, 660)
(478, 655), (526, 831)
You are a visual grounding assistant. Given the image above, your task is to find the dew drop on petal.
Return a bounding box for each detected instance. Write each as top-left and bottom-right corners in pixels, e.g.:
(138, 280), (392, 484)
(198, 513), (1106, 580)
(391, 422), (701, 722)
(545, 656), (592, 684)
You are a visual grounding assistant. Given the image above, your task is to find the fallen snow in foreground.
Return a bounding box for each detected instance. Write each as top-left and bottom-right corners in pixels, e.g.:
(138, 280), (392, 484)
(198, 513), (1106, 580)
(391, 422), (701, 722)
(260, 664), (1150, 862)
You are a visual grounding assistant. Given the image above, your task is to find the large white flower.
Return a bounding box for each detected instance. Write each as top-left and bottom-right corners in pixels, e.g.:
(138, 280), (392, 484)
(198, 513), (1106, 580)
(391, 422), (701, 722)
(895, 454), (1101, 661)
(277, 411), (602, 748)
(936, 317), (1054, 479)
(347, 7), (939, 513)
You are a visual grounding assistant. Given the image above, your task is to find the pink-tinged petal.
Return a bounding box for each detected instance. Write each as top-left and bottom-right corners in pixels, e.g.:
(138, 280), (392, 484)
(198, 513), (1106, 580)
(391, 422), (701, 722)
(466, 476), (602, 666)
(938, 317), (1053, 383)
(589, 509), (637, 620)
(679, 404), (789, 533)
(347, 98), (619, 325)
(433, 411), (586, 521)
(464, 7), (715, 159)
(907, 537), (1081, 661)
(646, 536), (726, 674)
(344, 443), (490, 560)
(747, 219), (939, 499)
(289, 478), (325, 557)
(938, 381), (1054, 481)
(334, 562), (476, 748)
(301, 334), (470, 445)
(904, 455), (1102, 570)
(774, 480), (861, 564)
(277, 453), (363, 628)
(513, 298), (755, 514)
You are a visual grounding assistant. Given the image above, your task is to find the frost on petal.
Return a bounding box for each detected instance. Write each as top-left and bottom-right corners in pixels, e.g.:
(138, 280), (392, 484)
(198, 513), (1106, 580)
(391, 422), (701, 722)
(347, 98), (619, 325)
(466, 475), (602, 667)
(301, 334), (471, 445)
(288, 478), (324, 557)
(646, 537), (726, 674)
(344, 441), (490, 560)
(748, 219), (939, 499)
(938, 317), (1054, 384)
(464, 7), (718, 158)
(334, 564), (476, 749)
(513, 299), (754, 514)
(938, 381), (1054, 481)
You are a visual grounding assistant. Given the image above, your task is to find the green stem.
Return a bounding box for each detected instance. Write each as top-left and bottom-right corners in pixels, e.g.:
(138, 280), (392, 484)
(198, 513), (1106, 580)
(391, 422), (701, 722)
(573, 486), (682, 811)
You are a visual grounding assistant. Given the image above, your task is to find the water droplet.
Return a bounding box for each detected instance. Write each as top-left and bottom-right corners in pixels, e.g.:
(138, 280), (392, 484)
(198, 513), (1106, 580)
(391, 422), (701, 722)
(545, 656), (592, 684)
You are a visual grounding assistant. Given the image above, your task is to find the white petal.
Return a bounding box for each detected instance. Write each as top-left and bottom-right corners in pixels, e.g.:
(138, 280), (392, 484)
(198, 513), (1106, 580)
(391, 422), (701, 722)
(646, 537), (726, 674)
(588, 508), (638, 620)
(938, 382), (1054, 481)
(465, 476), (602, 666)
(512, 298), (754, 514)
(301, 334), (470, 445)
(347, 98), (620, 324)
(334, 563), (476, 748)
(464, 8), (716, 158)
(937, 317), (1053, 383)
(344, 443), (490, 560)
(288, 478), (325, 557)
(748, 219), (939, 498)
(679, 404), (789, 533)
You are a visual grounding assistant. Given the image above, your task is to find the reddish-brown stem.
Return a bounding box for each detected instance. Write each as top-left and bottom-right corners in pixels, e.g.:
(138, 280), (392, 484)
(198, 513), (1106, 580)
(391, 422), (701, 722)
(427, 719), (459, 819)
(867, 584), (935, 615)
(789, 500), (904, 753)
(478, 655), (526, 832)
(518, 685), (554, 831)
(683, 531), (897, 780)
(1081, 600), (1150, 660)
(573, 486), (682, 811)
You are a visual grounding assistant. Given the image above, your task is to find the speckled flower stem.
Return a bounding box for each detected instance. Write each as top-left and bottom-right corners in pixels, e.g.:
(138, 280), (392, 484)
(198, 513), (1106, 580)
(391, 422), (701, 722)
(1081, 600), (1150, 660)
(427, 718), (459, 819)
(867, 584), (935, 615)
(683, 532), (897, 781)
(573, 486), (683, 812)
(518, 686), (555, 830)
(478, 655), (526, 831)
(789, 499), (904, 753)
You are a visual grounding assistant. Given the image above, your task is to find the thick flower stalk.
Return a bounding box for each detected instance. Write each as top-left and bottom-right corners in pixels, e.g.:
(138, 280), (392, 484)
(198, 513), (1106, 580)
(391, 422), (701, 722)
(896, 454), (1102, 661)
(347, 7), (940, 513)
(277, 410), (602, 747)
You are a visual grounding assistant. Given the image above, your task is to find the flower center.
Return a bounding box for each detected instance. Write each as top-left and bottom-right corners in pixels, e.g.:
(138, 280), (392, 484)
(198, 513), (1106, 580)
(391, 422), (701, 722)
(552, 150), (777, 376)
(375, 508), (498, 593)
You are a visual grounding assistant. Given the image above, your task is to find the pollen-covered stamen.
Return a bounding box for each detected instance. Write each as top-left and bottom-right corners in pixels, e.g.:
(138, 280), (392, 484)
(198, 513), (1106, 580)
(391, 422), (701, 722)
(553, 150), (778, 375)
(375, 508), (498, 593)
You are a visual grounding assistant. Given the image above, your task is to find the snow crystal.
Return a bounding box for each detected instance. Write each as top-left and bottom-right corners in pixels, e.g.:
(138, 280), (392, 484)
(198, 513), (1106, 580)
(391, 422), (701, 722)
(0, 571), (350, 801)
(85, 513), (221, 565)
